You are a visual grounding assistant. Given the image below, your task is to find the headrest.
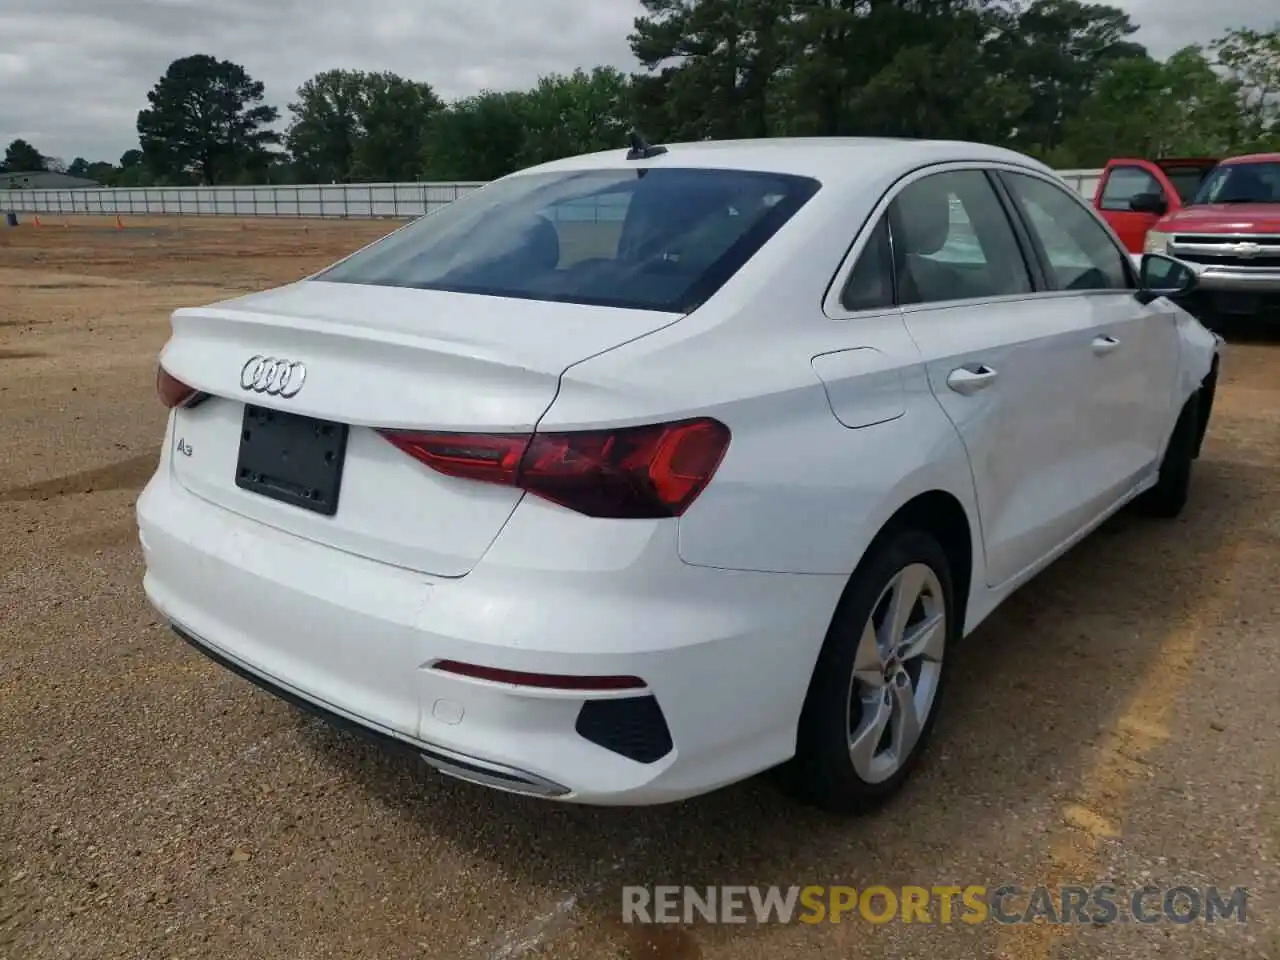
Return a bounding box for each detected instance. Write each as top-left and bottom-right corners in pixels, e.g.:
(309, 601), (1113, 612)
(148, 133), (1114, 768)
(517, 215), (560, 270)
(895, 181), (953, 257)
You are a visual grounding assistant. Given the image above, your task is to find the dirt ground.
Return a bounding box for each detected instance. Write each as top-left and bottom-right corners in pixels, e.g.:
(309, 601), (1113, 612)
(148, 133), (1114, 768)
(1, 215), (1277, 960)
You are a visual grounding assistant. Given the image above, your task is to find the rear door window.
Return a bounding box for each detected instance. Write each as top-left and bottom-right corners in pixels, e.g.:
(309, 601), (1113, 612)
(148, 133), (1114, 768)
(319, 168), (821, 313)
(1002, 172), (1133, 291)
(887, 170), (1032, 305)
(1159, 166), (1215, 203)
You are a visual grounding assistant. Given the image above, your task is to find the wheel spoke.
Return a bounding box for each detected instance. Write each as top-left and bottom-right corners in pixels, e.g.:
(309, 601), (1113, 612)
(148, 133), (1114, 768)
(890, 673), (922, 760)
(900, 611), (945, 664)
(849, 690), (893, 779)
(853, 618), (885, 687)
(884, 564), (927, 647)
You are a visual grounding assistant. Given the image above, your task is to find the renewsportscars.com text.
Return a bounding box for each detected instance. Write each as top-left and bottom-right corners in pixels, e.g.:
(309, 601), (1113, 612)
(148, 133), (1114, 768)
(622, 884), (1249, 926)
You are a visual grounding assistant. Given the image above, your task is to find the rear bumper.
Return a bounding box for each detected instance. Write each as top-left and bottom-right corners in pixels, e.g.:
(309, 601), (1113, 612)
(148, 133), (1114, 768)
(136, 460), (846, 805)
(170, 622), (573, 797)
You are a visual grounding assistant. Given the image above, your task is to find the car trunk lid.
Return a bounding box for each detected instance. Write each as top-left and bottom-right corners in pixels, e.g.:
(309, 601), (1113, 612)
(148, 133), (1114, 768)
(160, 280), (679, 577)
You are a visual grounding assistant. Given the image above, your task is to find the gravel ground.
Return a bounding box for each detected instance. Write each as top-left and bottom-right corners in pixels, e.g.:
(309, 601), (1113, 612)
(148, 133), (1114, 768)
(1, 215), (1276, 960)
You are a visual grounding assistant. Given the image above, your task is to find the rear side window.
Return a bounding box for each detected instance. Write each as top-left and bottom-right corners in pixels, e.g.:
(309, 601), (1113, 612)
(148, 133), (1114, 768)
(1099, 167), (1164, 211)
(1002, 172), (1132, 292)
(840, 217), (894, 311)
(888, 170), (1031, 305)
(1162, 167), (1213, 203)
(319, 168), (821, 313)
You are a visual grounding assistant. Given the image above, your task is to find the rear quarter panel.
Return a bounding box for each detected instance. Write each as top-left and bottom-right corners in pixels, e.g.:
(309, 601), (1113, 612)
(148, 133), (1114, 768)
(539, 180), (984, 585)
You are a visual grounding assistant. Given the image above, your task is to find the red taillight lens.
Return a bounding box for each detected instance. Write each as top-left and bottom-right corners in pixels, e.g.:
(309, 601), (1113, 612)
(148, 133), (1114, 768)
(521, 418), (730, 518)
(378, 417), (730, 519)
(379, 431), (528, 485)
(432, 660), (646, 691)
(156, 365), (197, 409)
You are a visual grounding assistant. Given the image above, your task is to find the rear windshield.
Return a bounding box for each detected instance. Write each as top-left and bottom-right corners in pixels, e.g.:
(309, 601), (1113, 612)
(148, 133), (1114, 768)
(318, 167), (821, 312)
(1160, 166), (1215, 203)
(1190, 162), (1280, 205)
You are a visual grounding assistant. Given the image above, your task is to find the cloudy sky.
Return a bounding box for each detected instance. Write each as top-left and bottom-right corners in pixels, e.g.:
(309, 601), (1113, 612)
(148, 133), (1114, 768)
(0, 0), (1273, 165)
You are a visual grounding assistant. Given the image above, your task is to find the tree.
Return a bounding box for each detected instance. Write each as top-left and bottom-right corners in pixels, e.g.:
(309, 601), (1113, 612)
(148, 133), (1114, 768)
(26, 11), (1278, 187)
(630, 0), (791, 140)
(67, 157), (90, 177)
(1213, 25), (1280, 146)
(137, 54), (281, 185)
(286, 69), (441, 182)
(847, 29), (1029, 142)
(1054, 46), (1245, 165)
(351, 72), (442, 181)
(2, 138), (46, 172)
(286, 69), (366, 182)
(516, 68), (632, 167)
(987, 0), (1146, 154)
(422, 91), (529, 181)
(84, 161), (118, 184)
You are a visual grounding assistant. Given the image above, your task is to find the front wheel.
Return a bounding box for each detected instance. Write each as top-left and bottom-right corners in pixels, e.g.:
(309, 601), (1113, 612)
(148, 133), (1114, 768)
(778, 528), (956, 813)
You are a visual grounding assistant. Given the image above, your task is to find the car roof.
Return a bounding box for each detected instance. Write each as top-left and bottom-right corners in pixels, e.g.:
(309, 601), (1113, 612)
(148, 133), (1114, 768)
(513, 137), (1055, 184)
(1222, 152), (1280, 165)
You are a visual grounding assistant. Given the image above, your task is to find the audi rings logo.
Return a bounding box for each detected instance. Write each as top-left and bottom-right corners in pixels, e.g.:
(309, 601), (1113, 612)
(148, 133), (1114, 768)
(240, 355), (307, 398)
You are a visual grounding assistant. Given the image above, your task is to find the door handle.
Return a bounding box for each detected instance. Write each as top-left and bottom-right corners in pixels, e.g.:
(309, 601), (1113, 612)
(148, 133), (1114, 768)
(1092, 335), (1121, 356)
(946, 364), (999, 395)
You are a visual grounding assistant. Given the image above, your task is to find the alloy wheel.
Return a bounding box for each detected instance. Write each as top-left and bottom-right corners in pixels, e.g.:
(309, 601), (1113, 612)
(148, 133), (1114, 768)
(845, 562), (947, 784)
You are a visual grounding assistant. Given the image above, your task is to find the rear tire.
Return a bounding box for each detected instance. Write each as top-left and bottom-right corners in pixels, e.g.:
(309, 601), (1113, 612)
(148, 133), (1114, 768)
(1134, 392), (1199, 519)
(778, 528), (956, 814)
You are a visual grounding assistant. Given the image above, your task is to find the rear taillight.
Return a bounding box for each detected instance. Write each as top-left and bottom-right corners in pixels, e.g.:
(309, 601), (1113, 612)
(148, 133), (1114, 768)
(156, 365), (197, 408)
(379, 418), (730, 519)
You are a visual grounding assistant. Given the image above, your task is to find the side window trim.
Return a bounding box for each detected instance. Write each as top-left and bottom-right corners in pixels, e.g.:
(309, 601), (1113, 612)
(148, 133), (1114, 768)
(983, 169), (1049, 293)
(885, 215), (902, 308)
(993, 168), (1138, 292)
(823, 159), (1112, 320)
(990, 170), (1056, 291)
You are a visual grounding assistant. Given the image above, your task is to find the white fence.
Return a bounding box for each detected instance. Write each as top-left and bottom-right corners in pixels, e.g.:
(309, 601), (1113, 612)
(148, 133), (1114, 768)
(2, 182), (485, 218)
(1058, 169), (1102, 198)
(4, 170), (1103, 220)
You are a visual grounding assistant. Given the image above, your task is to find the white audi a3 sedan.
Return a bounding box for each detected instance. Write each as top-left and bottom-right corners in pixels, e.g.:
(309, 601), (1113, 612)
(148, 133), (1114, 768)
(138, 136), (1221, 812)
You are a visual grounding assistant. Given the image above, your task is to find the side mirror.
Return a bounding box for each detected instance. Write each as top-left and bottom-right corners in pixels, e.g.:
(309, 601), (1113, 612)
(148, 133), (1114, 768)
(1136, 253), (1198, 305)
(1128, 192), (1168, 215)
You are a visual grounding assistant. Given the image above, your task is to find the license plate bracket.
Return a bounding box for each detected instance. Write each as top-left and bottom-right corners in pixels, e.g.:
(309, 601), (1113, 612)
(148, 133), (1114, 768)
(235, 405), (349, 516)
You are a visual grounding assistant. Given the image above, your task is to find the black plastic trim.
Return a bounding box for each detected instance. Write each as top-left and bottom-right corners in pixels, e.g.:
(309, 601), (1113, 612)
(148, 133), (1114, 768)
(575, 695), (674, 764)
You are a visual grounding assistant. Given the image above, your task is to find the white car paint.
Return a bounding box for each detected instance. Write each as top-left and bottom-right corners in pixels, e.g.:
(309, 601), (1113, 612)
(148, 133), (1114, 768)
(137, 137), (1220, 806)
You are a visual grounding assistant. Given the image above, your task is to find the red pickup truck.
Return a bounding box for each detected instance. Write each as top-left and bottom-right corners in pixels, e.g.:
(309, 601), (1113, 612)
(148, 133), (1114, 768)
(1093, 154), (1280, 326)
